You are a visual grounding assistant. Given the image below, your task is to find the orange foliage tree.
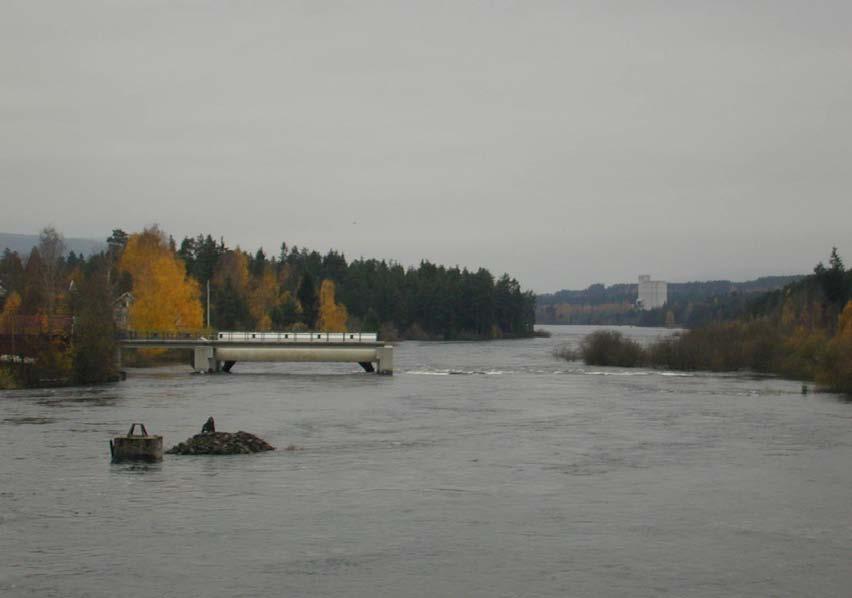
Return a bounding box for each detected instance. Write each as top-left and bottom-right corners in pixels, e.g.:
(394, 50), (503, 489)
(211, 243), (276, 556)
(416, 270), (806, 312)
(317, 279), (348, 332)
(119, 227), (203, 331)
(816, 301), (852, 393)
(0, 290), (22, 332)
(213, 249), (249, 292)
(248, 266), (279, 331)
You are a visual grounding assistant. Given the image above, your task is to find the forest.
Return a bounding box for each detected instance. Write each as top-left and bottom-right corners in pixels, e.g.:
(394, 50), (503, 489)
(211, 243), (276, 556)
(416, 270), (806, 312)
(0, 226), (536, 388)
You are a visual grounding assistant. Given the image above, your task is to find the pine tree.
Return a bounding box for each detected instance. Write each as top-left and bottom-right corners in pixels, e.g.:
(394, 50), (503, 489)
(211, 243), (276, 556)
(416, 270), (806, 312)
(297, 272), (319, 329)
(72, 259), (117, 384)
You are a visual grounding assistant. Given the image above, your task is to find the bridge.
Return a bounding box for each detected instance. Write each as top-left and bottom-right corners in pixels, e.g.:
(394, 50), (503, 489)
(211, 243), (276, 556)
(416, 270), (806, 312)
(117, 331), (394, 375)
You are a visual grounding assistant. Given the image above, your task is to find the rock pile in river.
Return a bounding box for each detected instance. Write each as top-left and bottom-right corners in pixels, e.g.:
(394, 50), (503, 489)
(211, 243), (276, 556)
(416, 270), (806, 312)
(166, 431), (275, 455)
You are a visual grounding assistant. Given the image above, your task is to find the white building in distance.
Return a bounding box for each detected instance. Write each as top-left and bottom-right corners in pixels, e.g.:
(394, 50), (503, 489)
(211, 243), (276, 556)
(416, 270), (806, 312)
(637, 275), (667, 310)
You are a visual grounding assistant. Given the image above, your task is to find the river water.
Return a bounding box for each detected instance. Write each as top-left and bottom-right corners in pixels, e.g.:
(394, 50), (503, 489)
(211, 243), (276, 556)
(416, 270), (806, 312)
(1, 325), (850, 597)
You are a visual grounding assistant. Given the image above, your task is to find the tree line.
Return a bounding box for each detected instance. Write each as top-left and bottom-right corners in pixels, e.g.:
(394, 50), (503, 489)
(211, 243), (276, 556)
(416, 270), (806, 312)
(0, 226), (536, 388)
(172, 230), (535, 340)
(537, 276), (803, 328)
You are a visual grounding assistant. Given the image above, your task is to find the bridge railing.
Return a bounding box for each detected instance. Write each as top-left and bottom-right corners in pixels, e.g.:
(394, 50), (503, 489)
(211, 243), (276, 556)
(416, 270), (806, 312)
(117, 330), (380, 343)
(215, 331), (379, 344)
(117, 329), (214, 341)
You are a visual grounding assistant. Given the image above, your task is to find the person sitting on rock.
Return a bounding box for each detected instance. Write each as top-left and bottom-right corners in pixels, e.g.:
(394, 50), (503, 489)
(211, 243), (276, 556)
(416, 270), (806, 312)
(201, 416), (215, 434)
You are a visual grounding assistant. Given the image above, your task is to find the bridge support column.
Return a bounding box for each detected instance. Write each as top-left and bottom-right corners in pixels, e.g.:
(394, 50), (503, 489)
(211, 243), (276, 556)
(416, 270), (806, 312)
(376, 345), (394, 376)
(193, 346), (215, 373)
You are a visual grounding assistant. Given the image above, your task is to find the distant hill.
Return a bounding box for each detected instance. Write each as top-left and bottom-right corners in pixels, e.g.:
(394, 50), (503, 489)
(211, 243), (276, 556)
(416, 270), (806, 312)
(538, 275), (804, 307)
(537, 275), (805, 328)
(0, 232), (105, 257)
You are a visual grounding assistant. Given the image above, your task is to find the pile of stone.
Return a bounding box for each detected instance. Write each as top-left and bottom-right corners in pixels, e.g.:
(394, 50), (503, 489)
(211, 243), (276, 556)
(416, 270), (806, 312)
(166, 431), (275, 455)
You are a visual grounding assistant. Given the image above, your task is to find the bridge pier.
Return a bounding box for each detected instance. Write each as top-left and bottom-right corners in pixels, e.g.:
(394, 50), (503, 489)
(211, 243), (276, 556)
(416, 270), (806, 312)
(376, 346), (394, 375)
(193, 346), (216, 373)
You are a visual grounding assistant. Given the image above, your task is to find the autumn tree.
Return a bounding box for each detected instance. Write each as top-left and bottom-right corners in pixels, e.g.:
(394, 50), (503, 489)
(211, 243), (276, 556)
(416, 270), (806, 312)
(119, 226), (202, 331)
(247, 265), (278, 331)
(817, 301), (852, 393)
(317, 279), (348, 332)
(213, 249), (250, 292)
(0, 290), (21, 333)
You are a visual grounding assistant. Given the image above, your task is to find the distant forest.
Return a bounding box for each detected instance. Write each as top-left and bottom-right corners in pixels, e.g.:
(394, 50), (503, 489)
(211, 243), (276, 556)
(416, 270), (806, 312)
(537, 276), (803, 328)
(0, 227), (536, 343)
(173, 231), (536, 340)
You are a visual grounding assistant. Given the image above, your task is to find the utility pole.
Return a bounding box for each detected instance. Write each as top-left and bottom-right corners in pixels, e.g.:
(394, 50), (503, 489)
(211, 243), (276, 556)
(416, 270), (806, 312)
(206, 279), (211, 330)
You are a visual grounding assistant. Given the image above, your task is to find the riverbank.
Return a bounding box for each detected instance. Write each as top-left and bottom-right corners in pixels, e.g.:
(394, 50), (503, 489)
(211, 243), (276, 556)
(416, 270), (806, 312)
(567, 325), (852, 394)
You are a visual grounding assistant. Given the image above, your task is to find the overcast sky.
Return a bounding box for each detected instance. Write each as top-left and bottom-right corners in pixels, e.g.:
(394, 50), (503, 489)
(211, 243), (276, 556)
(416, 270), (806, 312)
(1, 1), (850, 292)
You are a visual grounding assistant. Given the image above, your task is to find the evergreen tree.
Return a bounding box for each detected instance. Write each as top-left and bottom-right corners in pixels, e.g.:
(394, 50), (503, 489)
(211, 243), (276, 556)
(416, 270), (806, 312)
(0, 249), (24, 296)
(251, 248), (267, 277)
(215, 277), (251, 330)
(72, 258), (117, 384)
(297, 272), (319, 329)
(814, 248), (848, 309)
(21, 247), (45, 315)
(270, 295), (300, 329)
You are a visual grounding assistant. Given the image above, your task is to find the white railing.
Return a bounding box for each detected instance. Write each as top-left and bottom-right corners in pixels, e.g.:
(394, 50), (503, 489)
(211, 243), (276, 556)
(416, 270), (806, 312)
(215, 331), (379, 344)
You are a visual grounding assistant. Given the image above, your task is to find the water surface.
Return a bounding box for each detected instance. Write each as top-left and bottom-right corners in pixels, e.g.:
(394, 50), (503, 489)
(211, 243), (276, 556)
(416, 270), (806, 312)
(1, 325), (850, 597)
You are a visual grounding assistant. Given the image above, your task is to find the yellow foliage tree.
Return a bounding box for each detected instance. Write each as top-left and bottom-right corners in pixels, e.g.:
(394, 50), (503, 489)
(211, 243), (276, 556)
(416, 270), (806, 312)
(838, 301), (852, 338)
(817, 301), (852, 393)
(317, 279), (348, 332)
(0, 291), (22, 332)
(248, 266), (279, 331)
(213, 250), (249, 294)
(119, 227), (202, 332)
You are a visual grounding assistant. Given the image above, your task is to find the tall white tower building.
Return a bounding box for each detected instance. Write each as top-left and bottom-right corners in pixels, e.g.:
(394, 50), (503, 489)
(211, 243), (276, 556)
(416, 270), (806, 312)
(637, 275), (667, 310)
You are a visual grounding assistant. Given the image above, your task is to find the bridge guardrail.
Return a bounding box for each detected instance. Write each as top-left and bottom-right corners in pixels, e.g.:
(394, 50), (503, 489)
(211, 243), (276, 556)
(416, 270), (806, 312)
(116, 329), (213, 341)
(117, 330), (380, 343)
(215, 331), (379, 343)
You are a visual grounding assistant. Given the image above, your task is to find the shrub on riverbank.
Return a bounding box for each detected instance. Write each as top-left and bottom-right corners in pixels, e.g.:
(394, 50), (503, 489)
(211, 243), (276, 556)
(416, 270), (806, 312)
(0, 367), (20, 390)
(577, 323), (802, 374)
(570, 317), (850, 394)
(579, 330), (646, 367)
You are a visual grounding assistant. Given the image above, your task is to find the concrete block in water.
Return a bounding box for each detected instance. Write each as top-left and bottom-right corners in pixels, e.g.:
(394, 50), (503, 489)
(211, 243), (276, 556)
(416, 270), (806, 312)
(110, 423), (163, 462)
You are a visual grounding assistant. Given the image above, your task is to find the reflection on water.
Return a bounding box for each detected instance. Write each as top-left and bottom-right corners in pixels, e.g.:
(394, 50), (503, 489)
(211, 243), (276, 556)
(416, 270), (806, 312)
(0, 325), (850, 598)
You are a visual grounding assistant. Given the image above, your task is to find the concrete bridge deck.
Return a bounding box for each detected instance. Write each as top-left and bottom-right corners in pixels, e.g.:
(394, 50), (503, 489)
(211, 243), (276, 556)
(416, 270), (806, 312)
(117, 331), (394, 375)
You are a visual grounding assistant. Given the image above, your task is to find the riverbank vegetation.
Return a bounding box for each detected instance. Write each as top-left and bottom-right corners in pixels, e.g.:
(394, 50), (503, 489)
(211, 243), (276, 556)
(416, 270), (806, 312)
(1, 225), (537, 388)
(0, 228), (118, 389)
(563, 250), (852, 394)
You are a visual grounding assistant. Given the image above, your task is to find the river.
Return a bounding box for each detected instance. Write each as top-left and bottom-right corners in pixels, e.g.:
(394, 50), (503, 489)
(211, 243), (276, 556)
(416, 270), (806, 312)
(1, 325), (850, 597)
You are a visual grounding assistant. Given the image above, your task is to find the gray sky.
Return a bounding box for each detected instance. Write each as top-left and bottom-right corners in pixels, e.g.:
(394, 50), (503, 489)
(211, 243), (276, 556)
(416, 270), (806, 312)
(1, 1), (850, 292)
